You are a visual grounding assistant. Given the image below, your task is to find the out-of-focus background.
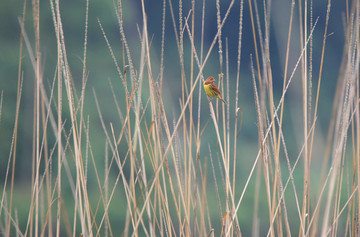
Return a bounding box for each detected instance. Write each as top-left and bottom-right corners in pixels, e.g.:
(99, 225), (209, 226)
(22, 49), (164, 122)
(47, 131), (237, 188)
(0, 0), (355, 236)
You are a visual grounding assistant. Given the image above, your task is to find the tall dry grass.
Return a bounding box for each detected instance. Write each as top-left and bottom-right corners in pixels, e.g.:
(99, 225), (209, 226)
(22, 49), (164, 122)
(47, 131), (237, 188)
(1, 0), (360, 236)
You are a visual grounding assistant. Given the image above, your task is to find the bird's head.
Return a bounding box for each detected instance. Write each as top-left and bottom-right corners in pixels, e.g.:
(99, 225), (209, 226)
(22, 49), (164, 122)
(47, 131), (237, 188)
(204, 76), (215, 84)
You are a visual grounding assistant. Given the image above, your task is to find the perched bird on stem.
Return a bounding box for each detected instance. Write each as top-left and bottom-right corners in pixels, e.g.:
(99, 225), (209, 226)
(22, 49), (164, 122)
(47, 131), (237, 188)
(203, 76), (226, 103)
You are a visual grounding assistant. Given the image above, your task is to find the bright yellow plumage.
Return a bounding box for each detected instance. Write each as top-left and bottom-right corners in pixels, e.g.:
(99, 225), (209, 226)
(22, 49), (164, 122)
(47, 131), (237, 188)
(203, 76), (226, 103)
(203, 83), (219, 98)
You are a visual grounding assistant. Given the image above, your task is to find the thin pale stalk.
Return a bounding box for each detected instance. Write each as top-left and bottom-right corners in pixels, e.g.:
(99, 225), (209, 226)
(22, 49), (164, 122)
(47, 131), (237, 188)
(233, 0), (244, 199)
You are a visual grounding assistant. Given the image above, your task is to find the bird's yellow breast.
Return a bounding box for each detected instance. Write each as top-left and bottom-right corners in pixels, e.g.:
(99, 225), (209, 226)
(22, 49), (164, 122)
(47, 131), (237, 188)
(203, 82), (217, 97)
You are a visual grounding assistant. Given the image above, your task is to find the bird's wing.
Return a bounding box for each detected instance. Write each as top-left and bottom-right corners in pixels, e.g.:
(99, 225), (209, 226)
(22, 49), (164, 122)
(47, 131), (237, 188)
(210, 83), (221, 95)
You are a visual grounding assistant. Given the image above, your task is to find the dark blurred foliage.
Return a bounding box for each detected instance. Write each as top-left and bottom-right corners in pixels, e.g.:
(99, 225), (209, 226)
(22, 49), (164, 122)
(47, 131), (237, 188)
(0, 0), (347, 174)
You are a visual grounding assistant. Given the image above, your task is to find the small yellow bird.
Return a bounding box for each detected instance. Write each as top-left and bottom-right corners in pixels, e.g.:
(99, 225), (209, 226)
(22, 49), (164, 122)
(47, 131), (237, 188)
(203, 76), (226, 103)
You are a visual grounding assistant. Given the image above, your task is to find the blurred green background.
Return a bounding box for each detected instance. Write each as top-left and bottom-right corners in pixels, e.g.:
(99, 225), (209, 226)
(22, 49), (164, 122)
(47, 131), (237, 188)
(0, 0), (350, 235)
